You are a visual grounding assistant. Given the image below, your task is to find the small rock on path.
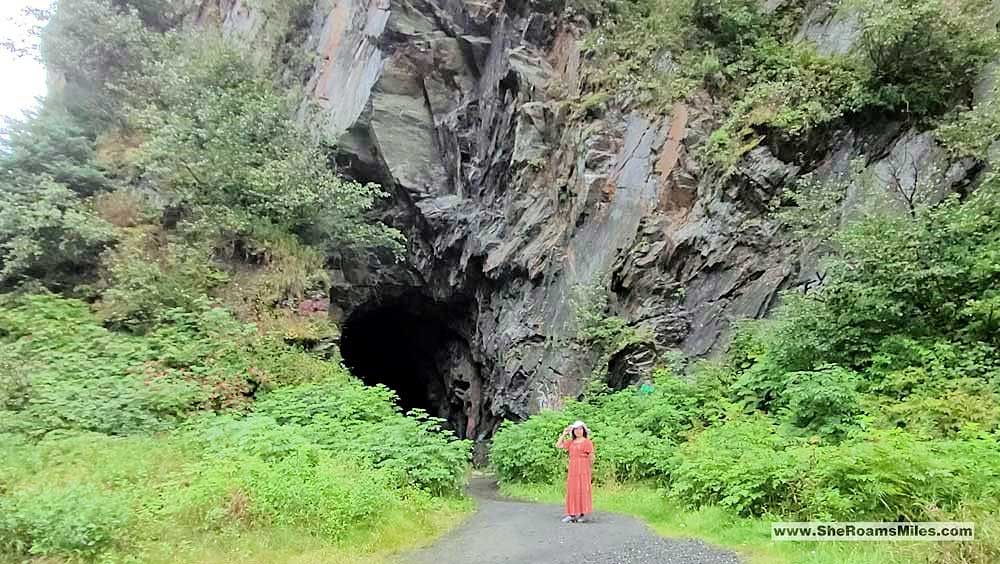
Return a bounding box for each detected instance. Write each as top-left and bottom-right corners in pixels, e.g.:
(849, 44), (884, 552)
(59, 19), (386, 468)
(397, 476), (743, 564)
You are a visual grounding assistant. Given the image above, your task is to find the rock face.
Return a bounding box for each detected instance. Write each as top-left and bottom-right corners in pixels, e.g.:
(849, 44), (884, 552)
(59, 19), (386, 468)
(195, 0), (986, 442)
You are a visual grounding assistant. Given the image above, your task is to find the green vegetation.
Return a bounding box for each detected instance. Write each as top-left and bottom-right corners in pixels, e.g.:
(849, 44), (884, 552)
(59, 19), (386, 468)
(493, 153), (1000, 562)
(1, 1), (465, 562)
(5, 0), (1000, 562)
(0, 295), (471, 561)
(578, 0), (999, 171)
(569, 279), (655, 387)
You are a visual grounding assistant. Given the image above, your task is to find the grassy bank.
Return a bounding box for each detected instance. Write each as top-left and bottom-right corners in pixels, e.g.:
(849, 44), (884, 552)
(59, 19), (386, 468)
(501, 482), (994, 564)
(0, 295), (473, 563)
(0, 431), (473, 564)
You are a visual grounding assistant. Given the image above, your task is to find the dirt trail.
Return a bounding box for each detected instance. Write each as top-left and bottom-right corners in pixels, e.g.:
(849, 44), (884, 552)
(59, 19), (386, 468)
(396, 476), (743, 564)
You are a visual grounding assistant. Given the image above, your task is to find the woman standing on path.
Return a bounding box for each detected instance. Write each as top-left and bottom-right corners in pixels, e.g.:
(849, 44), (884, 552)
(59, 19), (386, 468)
(555, 420), (595, 523)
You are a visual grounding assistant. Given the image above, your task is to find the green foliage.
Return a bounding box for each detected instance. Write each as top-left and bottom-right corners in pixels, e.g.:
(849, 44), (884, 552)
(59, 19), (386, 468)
(0, 175), (116, 289)
(0, 422), (470, 563)
(937, 77), (1000, 159)
(136, 33), (404, 255)
(670, 422), (1000, 520)
(96, 229), (229, 331)
(582, 0), (998, 172)
(703, 43), (872, 169)
(670, 416), (801, 516)
(253, 380), (472, 495)
(570, 279), (654, 385)
(799, 431), (1000, 521)
(492, 410), (577, 484)
(773, 166), (856, 251)
(779, 365), (863, 439)
(0, 104), (110, 196)
(848, 0), (999, 115)
(0, 293), (351, 437)
(690, 0), (764, 45)
(0, 294), (207, 437)
(170, 418), (403, 539)
(492, 368), (724, 485)
(0, 484), (130, 557)
(216, 223), (331, 322)
(0, 103), (117, 289)
(39, 0), (176, 128)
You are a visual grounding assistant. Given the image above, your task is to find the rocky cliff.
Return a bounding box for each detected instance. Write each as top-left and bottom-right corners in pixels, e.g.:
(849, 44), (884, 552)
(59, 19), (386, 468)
(194, 0), (991, 443)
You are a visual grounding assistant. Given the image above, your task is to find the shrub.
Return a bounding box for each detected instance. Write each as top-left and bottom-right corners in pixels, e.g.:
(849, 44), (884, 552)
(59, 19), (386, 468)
(779, 364), (863, 440)
(0, 175), (116, 289)
(215, 224), (331, 322)
(937, 80), (1000, 159)
(171, 419), (401, 539)
(253, 379), (472, 495)
(0, 294), (206, 437)
(703, 44), (871, 169)
(491, 411), (572, 484)
(0, 104), (110, 196)
(491, 372), (723, 486)
(39, 0), (173, 127)
(848, 0), (999, 115)
(0, 484), (130, 557)
(669, 417), (802, 516)
(96, 229), (229, 331)
(136, 33), (404, 254)
(798, 431), (1000, 520)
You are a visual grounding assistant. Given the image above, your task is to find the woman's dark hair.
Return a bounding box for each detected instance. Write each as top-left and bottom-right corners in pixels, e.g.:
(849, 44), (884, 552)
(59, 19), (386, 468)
(572, 426), (588, 438)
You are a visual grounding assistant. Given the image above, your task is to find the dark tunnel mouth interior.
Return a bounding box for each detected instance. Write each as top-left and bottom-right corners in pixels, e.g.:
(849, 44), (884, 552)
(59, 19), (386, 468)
(339, 300), (474, 438)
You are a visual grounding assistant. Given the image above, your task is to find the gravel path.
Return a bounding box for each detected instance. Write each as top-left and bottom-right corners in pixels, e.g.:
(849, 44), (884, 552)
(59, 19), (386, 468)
(397, 476), (743, 564)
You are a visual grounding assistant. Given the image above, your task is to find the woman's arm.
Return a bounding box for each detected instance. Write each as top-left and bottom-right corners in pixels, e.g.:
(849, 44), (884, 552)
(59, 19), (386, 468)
(588, 440), (595, 465)
(555, 426), (571, 448)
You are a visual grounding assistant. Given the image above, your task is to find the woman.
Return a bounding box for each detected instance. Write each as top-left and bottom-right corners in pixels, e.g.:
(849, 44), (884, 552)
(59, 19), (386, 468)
(555, 420), (595, 523)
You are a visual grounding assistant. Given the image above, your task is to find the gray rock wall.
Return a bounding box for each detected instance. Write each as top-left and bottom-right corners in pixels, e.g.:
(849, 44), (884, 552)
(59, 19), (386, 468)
(198, 0), (987, 439)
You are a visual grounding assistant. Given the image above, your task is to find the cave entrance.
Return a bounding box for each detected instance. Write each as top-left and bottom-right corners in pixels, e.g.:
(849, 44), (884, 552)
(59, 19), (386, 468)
(339, 299), (482, 439)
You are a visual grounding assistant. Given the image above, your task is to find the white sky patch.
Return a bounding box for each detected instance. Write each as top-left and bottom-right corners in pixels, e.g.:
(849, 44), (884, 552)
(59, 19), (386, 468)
(0, 0), (51, 120)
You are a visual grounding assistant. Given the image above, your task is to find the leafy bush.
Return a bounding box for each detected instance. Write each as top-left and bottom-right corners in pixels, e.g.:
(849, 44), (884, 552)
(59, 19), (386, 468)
(136, 33), (403, 255)
(0, 293), (330, 437)
(492, 370), (718, 485)
(779, 364), (863, 439)
(39, 0), (175, 127)
(492, 410), (577, 484)
(253, 379), (472, 495)
(215, 224), (332, 322)
(670, 416), (801, 516)
(0, 484), (130, 557)
(0, 104), (110, 196)
(799, 431), (1000, 520)
(703, 43), (871, 169)
(0, 175), (116, 289)
(849, 0), (999, 115)
(937, 80), (1000, 159)
(0, 417), (467, 561)
(0, 294), (206, 437)
(96, 229), (229, 331)
(170, 417), (402, 539)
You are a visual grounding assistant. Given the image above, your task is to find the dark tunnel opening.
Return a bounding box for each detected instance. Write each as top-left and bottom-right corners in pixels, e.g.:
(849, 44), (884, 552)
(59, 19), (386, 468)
(339, 300), (482, 439)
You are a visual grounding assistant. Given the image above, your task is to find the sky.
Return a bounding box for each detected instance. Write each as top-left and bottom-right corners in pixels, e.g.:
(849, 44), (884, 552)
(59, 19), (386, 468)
(0, 0), (51, 120)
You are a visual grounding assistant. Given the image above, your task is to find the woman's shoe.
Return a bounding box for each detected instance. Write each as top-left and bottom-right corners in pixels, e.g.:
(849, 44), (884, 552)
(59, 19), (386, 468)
(561, 515), (576, 523)
(575, 515), (586, 523)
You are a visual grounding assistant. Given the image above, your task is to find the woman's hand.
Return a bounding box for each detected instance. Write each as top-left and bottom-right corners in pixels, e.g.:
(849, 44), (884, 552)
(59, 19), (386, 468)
(555, 425), (571, 448)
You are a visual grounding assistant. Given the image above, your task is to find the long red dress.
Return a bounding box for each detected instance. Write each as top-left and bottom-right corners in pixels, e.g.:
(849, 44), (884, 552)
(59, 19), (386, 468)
(559, 438), (594, 515)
